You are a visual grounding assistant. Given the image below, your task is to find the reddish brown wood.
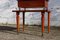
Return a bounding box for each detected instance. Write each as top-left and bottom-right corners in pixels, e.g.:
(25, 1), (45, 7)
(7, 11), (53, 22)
(45, 1), (48, 8)
(16, 12), (20, 32)
(12, 0), (50, 35)
(13, 10), (50, 33)
(48, 11), (50, 33)
(41, 12), (45, 36)
(23, 12), (25, 31)
(18, 1), (45, 8)
(18, 0), (49, 8)
(41, 12), (45, 33)
(12, 10), (48, 12)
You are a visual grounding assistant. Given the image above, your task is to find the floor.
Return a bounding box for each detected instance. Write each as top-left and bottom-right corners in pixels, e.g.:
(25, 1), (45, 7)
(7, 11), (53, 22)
(0, 25), (60, 40)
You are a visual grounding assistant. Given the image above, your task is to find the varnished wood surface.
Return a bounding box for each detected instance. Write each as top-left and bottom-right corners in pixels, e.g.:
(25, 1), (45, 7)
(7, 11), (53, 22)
(16, 12), (20, 33)
(48, 12), (51, 33)
(12, 10), (50, 12)
(18, 1), (45, 8)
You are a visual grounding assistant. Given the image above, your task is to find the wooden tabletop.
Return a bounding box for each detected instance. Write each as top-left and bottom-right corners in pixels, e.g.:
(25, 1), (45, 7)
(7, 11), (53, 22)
(12, 10), (50, 12)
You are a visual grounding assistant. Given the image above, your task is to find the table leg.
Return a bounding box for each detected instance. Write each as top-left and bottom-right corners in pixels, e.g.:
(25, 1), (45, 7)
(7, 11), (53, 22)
(41, 12), (45, 36)
(23, 12), (25, 31)
(16, 12), (20, 33)
(48, 12), (50, 33)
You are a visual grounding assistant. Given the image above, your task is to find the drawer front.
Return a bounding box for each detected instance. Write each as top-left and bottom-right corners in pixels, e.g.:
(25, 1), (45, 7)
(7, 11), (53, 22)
(18, 1), (45, 8)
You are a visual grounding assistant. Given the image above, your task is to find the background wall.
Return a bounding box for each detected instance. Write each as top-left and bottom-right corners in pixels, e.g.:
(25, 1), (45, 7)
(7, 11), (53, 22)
(0, 0), (60, 26)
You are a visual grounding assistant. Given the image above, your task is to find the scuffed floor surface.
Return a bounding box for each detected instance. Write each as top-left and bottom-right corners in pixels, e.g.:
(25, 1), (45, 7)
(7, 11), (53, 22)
(0, 25), (60, 40)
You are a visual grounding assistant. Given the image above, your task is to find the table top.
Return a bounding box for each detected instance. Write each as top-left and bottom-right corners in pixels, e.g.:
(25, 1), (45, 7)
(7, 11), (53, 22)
(12, 10), (50, 12)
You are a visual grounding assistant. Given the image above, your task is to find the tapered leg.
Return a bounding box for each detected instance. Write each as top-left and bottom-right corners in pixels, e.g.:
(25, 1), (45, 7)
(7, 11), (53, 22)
(16, 12), (20, 33)
(41, 12), (45, 36)
(48, 11), (50, 33)
(23, 12), (25, 31)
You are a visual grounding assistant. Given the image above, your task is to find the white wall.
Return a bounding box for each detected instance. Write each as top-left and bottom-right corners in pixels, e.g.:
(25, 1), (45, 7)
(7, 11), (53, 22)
(0, 0), (60, 26)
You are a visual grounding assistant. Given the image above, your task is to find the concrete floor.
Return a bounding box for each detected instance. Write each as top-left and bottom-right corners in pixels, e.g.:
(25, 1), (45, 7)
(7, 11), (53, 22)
(0, 25), (60, 40)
